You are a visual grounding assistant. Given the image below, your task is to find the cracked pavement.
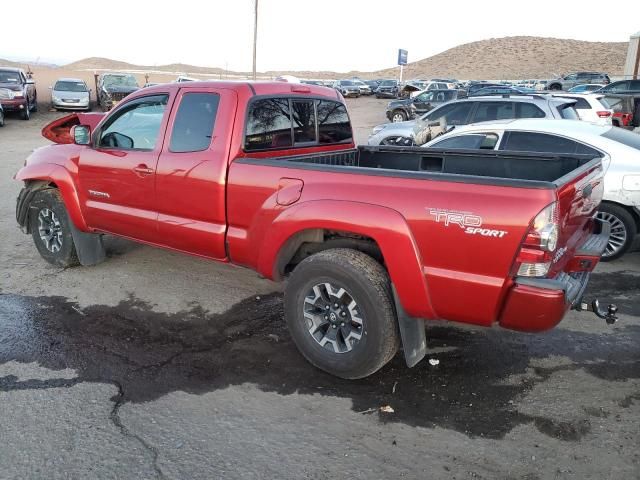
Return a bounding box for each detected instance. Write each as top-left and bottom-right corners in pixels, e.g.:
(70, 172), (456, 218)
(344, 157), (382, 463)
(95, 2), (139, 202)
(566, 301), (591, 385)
(1, 99), (639, 479)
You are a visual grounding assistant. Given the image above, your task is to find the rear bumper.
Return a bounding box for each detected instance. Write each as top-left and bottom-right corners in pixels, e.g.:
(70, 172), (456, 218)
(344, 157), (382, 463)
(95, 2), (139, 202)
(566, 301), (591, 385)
(498, 219), (610, 332)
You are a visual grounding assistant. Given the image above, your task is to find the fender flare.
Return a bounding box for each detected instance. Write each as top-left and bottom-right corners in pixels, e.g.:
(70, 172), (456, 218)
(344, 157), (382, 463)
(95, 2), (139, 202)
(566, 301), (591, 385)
(257, 200), (435, 319)
(15, 163), (88, 231)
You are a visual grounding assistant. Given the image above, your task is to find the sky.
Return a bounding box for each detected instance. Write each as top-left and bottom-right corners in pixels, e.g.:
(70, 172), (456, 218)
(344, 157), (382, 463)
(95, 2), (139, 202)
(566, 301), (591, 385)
(2, 0), (639, 73)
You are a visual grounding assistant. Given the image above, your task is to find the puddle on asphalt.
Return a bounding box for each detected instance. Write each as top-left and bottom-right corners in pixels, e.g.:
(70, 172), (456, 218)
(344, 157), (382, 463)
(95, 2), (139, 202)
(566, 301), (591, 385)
(0, 272), (638, 442)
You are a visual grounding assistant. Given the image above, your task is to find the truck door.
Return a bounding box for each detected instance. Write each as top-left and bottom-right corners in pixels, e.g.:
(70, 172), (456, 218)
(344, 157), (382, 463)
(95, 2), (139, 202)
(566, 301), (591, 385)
(154, 87), (236, 259)
(77, 94), (170, 243)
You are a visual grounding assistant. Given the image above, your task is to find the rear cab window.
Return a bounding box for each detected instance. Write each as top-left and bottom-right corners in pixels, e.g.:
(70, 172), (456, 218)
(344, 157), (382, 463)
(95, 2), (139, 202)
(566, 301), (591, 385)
(245, 97), (352, 151)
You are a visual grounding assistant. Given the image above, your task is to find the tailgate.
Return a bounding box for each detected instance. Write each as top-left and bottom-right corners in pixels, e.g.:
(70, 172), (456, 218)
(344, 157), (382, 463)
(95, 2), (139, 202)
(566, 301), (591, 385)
(548, 158), (604, 276)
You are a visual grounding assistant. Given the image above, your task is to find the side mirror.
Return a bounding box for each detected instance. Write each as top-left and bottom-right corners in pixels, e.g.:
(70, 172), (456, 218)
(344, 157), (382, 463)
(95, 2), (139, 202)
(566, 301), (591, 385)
(26, 79), (35, 85)
(72, 125), (91, 145)
(49, 86), (52, 90)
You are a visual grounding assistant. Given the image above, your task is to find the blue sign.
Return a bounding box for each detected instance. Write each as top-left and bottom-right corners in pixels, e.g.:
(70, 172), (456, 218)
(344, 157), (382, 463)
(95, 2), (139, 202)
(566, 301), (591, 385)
(398, 49), (408, 66)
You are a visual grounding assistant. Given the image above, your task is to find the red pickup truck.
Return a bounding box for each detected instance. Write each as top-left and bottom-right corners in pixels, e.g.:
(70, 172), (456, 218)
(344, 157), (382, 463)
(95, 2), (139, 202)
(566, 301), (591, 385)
(15, 81), (615, 379)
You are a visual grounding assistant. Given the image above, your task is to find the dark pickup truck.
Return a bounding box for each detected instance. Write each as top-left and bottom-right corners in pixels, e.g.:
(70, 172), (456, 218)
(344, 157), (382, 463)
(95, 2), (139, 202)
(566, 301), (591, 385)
(15, 81), (614, 379)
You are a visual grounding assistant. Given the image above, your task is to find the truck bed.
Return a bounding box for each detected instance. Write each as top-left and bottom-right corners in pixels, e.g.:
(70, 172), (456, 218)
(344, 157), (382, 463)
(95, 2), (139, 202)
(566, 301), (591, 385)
(241, 146), (599, 188)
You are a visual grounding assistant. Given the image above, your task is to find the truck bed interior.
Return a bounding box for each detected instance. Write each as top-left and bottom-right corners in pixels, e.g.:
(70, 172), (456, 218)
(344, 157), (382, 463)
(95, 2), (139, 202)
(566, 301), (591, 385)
(262, 146), (598, 185)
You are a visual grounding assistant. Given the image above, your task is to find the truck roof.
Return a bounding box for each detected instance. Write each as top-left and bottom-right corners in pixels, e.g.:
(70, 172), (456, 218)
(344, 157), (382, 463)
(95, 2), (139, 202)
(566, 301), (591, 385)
(139, 80), (342, 100)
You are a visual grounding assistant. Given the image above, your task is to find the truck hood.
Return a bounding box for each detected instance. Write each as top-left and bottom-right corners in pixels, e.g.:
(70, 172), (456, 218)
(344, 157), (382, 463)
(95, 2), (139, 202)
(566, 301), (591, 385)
(41, 112), (106, 144)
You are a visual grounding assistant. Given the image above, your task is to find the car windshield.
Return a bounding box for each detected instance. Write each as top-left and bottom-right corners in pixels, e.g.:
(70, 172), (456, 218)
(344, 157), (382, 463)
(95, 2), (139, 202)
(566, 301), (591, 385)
(0, 71), (20, 83)
(602, 127), (640, 151)
(103, 75), (139, 88)
(54, 81), (87, 92)
(379, 80), (396, 86)
(341, 80), (355, 86)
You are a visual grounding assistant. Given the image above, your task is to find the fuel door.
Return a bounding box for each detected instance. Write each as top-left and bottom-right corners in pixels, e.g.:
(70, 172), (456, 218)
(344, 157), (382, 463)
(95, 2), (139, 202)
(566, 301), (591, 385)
(276, 178), (304, 206)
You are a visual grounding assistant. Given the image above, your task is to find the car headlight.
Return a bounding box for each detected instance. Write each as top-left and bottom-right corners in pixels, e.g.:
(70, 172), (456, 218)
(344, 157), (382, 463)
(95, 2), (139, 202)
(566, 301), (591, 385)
(52, 96), (61, 102)
(371, 125), (386, 135)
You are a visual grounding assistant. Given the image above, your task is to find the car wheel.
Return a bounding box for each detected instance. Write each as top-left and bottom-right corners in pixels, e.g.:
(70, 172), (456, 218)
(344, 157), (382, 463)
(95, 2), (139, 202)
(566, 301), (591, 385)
(284, 248), (399, 379)
(31, 96), (38, 112)
(0, 109), (4, 127)
(391, 110), (407, 123)
(548, 83), (562, 91)
(597, 203), (636, 261)
(21, 103), (30, 120)
(28, 189), (80, 267)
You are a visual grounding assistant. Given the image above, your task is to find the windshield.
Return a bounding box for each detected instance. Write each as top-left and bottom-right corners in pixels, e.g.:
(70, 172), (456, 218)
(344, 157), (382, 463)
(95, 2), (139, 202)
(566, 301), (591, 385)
(602, 127), (640, 150)
(340, 80), (355, 86)
(103, 75), (139, 88)
(54, 81), (87, 92)
(379, 80), (396, 86)
(0, 71), (20, 83)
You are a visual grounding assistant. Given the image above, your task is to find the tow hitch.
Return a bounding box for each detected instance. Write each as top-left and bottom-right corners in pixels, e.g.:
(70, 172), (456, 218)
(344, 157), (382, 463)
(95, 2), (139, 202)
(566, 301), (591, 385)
(575, 300), (618, 324)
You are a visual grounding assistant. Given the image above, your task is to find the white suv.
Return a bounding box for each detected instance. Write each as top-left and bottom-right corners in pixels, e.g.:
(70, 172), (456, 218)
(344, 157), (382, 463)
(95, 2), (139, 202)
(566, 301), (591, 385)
(551, 93), (612, 125)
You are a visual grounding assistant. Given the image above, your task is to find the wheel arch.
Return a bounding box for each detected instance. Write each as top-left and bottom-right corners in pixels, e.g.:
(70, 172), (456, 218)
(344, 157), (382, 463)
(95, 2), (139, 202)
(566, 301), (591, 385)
(16, 164), (88, 232)
(258, 200), (435, 319)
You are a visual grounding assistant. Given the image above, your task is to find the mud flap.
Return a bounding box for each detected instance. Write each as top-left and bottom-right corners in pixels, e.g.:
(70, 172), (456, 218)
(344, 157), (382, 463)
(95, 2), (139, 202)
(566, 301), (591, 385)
(392, 285), (427, 368)
(68, 220), (106, 266)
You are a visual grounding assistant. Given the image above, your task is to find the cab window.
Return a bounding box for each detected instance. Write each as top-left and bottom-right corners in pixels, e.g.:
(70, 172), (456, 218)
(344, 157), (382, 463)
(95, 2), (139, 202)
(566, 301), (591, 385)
(169, 93), (219, 153)
(98, 95), (168, 150)
(245, 98), (352, 151)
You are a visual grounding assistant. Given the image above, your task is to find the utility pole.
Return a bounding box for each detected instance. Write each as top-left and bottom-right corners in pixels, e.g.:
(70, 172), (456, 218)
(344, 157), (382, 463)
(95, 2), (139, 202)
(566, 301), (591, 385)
(252, 0), (258, 81)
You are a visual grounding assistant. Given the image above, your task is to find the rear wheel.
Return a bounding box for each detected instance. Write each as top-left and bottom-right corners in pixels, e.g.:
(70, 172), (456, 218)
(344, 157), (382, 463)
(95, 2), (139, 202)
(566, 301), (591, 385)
(284, 248), (399, 379)
(0, 109), (4, 127)
(391, 110), (407, 122)
(597, 203), (636, 261)
(548, 83), (562, 91)
(28, 189), (79, 267)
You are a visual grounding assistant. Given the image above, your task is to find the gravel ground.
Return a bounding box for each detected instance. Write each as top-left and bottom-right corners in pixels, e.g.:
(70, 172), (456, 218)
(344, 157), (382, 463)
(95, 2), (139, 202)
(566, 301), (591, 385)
(0, 98), (638, 480)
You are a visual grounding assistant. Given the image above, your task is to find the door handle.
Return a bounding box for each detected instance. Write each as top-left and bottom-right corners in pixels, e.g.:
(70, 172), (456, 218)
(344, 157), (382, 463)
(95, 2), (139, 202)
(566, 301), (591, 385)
(133, 164), (154, 175)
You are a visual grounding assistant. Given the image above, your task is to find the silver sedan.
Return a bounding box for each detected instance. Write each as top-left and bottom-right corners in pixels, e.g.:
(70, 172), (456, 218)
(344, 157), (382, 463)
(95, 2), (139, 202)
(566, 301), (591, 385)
(50, 78), (91, 111)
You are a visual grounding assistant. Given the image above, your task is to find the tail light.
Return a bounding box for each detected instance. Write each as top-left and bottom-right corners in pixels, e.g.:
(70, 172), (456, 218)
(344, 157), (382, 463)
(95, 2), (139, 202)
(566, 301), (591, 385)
(596, 111), (611, 118)
(515, 202), (559, 277)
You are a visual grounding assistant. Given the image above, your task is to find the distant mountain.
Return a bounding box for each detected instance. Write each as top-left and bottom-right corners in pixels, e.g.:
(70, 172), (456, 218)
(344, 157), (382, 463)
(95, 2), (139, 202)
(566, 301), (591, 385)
(373, 36), (627, 80)
(14, 36), (629, 81)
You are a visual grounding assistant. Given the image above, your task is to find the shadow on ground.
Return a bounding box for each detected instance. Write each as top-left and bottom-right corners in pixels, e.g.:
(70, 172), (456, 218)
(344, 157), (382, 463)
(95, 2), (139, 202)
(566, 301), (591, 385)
(0, 272), (638, 441)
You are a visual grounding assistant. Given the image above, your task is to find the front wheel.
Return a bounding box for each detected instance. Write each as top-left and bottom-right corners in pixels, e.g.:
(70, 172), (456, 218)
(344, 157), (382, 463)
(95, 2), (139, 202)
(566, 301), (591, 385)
(391, 110), (407, 122)
(28, 189), (80, 267)
(20, 103), (30, 120)
(284, 248), (399, 379)
(0, 109), (4, 127)
(597, 204), (636, 261)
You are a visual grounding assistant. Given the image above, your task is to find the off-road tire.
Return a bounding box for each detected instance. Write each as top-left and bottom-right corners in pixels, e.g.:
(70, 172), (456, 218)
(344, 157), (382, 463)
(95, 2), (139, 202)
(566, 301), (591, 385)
(597, 203), (636, 261)
(284, 248), (399, 379)
(28, 189), (80, 267)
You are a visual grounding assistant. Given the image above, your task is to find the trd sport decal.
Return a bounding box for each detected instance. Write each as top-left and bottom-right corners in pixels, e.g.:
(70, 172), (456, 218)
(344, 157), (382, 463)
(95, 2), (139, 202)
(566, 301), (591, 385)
(428, 208), (508, 238)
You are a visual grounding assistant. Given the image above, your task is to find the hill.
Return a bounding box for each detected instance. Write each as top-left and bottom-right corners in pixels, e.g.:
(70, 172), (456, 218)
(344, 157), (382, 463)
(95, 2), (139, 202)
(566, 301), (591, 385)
(373, 36), (627, 80)
(7, 36), (628, 81)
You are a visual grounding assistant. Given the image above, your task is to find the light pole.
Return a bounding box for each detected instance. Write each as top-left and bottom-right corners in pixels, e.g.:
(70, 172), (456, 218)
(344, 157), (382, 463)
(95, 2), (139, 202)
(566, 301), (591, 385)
(252, 0), (258, 80)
